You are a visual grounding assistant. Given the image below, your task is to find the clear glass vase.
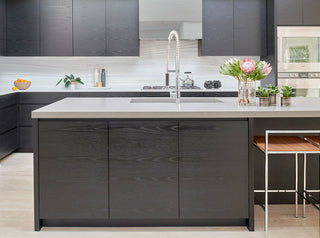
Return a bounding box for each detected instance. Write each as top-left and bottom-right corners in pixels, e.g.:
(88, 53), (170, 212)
(238, 80), (256, 106)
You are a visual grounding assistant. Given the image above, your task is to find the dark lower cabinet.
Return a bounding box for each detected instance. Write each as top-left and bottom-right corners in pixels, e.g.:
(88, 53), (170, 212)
(106, 0), (139, 56)
(38, 120), (109, 219)
(179, 120), (249, 219)
(6, 0), (40, 56)
(73, 0), (106, 56)
(302, 0), (320, 25)
(109, 121), (179, 219)
(40, 0), (73, 56)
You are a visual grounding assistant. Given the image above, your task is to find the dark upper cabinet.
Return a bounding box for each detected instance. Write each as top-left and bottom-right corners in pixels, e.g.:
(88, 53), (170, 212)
(0, 0), (5, 55)
(276, 0), (303, 25)
(234, 0), (267, 56)
(73, 0), (106, 56)
(39, 120), (109, 219)
(201, 0), (233, 56)
(276, 0), (320, 26)
(109, 121), (178, 219)
(302, 0), (320, 25)
(201, 0), (266, 56)
(6, 0), (40, 56)
(179, 121), (249, 219)
(40, 0), (72, 56)
(106, 0), (139, 56)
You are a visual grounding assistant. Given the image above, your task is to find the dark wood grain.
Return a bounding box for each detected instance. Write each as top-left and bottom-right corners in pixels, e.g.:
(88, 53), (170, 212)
(18, 126), (34, 152)
(39, 120), (109, 219)
(0, 105), (17, 134)
(0, 0), (5, 55)
(6, 0), (40, 56)
(33, 119), (40, 231)
(19, 104), (44, 127)
(40, 0), (72, 56)
(18, 92), (79, 104)
(0, 93), (17, 109)
(179, 120), (249, 219)
(106, 0), (139, 56)
(201, 0), (233, 56)
(109, 121), (179, 219)
(73, 0), (106, 56)
(234, 0), (267, 56)
(302, 0), (320, 25)
(276, 0), (303, 25)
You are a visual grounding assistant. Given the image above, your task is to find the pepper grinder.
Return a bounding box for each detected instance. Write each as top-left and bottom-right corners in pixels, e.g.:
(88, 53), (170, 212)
(101, 69), (106, 87)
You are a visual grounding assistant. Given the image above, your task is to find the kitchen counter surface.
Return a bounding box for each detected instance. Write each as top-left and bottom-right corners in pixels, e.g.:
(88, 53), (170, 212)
(32, 97), (320, 119)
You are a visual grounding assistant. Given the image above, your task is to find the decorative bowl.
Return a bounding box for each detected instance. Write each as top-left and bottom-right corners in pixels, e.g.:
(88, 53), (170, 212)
(14, 82), (31, 90)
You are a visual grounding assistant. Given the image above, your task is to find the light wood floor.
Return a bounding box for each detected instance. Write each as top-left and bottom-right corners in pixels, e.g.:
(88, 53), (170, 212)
(0, 153), (319, 238)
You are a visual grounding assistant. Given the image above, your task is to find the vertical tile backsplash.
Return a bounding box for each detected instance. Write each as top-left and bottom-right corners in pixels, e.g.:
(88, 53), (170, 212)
(0, 41), (260, 90)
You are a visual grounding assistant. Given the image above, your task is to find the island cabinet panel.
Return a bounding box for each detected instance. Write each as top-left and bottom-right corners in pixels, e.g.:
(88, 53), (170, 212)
(40, 0), (73, 56)
(38, 120), (109, 219)
(6, 0), (40, 56)
(179, 120), (249, 219)
(106, 0), (139, 56)
(109, 121), (179, 219)
(73, 0), (106, 56)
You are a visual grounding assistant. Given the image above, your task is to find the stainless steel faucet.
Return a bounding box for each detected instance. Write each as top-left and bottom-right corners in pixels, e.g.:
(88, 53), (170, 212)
(166, 30), (181, 104)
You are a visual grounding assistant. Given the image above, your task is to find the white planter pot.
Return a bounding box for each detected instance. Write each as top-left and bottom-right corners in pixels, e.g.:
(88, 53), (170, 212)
(70, 82), (76, 91)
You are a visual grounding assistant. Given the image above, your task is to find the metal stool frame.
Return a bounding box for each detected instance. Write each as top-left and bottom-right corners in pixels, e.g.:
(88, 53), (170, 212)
(254, 130), (320, 232)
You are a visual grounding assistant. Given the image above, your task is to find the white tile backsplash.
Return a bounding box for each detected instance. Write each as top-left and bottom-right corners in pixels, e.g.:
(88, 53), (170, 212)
(0, 41), (260, 91)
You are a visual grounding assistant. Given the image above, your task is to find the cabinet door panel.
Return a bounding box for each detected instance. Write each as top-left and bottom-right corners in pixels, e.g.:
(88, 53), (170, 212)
(0, 105), (17, 134)
(303, 0), (320, 25)
(0, 128), (18, 159)
(276, 0), (303, 25)
(40, 0), (72, 56)
(201, 0), (233, 56)
(106, 0), (139, 56)
(234, 0), (267, 56)
(73, 0), (106, 56)
(6, 0), (40, 56)
(39, 120), (108, 219)
(179, 121), (249, 219)
(0, 0), (5, 55)
(109, 121), (178, 219)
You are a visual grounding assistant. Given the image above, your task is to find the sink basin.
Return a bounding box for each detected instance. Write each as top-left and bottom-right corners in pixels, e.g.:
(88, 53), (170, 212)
(130, 98), (223, 103)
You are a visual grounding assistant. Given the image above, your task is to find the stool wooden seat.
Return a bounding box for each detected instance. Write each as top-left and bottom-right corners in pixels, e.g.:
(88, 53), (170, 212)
(304, 136), (320, 147)
(254, 136), (319, 153)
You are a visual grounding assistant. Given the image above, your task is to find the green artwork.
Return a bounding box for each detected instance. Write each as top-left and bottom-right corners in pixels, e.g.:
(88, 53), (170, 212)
(289, 46), (310, 63)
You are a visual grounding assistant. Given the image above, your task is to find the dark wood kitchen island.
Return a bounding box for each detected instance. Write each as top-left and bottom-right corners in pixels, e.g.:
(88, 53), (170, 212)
(32, 97), (320, 231)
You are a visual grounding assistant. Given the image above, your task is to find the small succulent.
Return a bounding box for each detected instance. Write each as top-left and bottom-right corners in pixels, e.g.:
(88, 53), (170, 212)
(257, 86), (270, 98)
(281, 86), (295, 98)
(267, 84), (279, 94)
(56, 74), (84, 88)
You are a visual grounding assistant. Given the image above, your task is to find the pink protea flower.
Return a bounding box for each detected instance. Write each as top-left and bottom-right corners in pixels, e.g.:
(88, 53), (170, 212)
(240, 58), (255, 74)
(260, 61), (272, 76)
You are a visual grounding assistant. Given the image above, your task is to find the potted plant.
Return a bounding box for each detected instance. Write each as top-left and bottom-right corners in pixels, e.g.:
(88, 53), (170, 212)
(267, 84), (279, 105)
(220, 58), (272, 105)
(56, 74), (84, 90)
(257, 86), (270, 106)
(281, 86), (295, 106)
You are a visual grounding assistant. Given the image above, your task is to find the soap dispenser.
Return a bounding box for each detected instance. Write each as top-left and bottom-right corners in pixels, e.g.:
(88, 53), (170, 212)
(101, 69), (106, 87)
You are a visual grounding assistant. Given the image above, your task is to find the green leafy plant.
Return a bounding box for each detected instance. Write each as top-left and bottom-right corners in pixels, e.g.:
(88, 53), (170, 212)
(281, 86), (295, 98)
(267, 84), (279, 94)
(56, 74), (84, 88)
(257, 86), (270, 98)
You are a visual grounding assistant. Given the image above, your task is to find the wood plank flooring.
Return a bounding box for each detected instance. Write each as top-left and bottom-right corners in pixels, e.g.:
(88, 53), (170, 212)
(0, 153), (319, 238)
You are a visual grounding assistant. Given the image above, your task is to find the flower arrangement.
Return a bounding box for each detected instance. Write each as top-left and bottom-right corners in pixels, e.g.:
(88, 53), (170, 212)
(219, 58), (272, 82)
(220, 58), (272, 105)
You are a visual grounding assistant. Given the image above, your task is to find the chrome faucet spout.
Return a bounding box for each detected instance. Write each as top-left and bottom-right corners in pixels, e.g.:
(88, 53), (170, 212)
(166, 30), (180, 104)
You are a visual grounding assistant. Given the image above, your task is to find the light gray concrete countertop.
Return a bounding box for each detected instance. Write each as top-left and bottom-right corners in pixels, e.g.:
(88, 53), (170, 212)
(32, 97), (320, 119)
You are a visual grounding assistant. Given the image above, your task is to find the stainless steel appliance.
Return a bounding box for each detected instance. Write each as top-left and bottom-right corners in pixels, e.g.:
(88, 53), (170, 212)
(277, 27), (320, 96)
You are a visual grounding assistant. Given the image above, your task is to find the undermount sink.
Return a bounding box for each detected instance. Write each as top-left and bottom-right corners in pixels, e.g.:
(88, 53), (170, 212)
(130, 98), (223, 104)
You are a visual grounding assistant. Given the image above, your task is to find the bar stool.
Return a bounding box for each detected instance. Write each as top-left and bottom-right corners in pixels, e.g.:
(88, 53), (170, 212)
(302, 136), (320, 217)
(253, 130), (320, 232)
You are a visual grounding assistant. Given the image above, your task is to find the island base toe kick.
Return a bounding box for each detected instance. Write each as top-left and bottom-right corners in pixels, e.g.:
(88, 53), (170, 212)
(33, 118), (253, 231)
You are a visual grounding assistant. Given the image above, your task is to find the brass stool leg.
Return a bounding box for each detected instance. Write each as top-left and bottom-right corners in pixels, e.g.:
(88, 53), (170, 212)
(295, 153), (298, 218)
(303, 153), (307, 218)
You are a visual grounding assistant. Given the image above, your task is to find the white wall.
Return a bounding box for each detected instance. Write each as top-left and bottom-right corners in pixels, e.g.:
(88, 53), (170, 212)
(0, 41), (260, 91)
